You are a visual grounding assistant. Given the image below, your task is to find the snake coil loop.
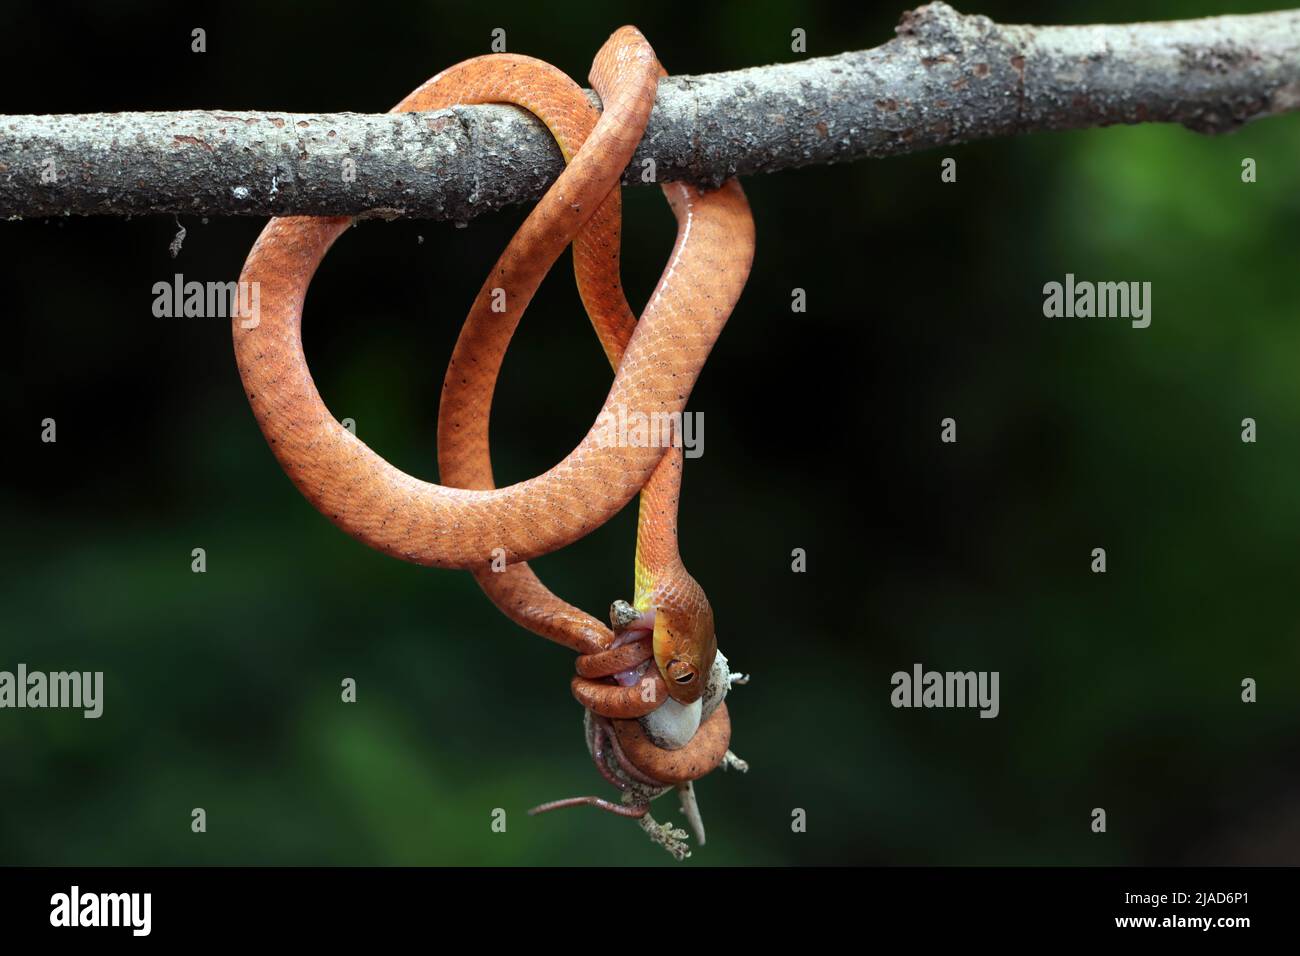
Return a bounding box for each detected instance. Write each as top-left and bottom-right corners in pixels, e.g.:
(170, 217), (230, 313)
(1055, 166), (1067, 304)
(571, 639), (731, 788)
(234, 25), (752, 833)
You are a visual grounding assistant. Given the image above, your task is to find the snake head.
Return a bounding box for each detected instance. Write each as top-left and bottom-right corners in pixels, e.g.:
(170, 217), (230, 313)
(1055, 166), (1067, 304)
(645, 608), (718, 706)
(612, 581), (717, 706)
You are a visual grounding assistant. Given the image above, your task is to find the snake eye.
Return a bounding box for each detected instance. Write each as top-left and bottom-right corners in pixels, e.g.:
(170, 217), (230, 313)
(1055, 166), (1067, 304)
(667, 660), (697, 684)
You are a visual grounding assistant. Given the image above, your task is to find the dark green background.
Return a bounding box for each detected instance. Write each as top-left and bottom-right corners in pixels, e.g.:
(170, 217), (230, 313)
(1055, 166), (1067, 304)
(1, 0), (1297, 865)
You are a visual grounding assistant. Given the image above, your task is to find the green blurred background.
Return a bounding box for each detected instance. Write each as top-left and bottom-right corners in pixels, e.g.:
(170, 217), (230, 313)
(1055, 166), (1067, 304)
(2, 0), (1297, 865)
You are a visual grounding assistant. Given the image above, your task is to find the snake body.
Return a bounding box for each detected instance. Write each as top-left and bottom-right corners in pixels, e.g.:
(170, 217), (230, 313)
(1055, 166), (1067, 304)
(233, 27), (754, 812)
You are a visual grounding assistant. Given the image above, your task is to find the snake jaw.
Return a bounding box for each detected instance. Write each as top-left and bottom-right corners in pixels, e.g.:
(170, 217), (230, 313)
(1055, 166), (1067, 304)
(610, 602), (710, 704)
(610, 598), (706, 703)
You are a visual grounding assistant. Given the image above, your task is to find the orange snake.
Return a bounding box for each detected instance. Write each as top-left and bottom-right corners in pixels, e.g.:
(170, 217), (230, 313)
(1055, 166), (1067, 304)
(233, 27), (754, 823)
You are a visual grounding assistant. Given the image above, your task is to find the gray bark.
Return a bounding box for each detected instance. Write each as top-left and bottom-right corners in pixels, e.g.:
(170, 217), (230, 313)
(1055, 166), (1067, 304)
(2, 2), (1297, 222)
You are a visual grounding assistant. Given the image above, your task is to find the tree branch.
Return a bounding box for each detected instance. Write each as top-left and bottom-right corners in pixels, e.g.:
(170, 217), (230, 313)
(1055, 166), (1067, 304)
(2, 2), (1297, 222)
